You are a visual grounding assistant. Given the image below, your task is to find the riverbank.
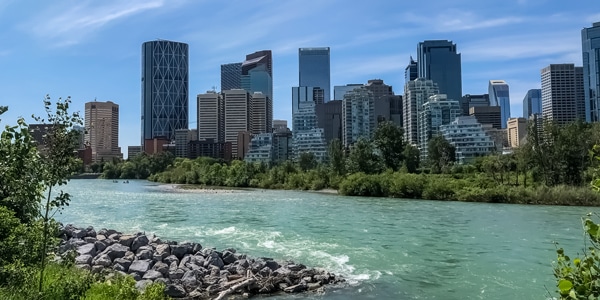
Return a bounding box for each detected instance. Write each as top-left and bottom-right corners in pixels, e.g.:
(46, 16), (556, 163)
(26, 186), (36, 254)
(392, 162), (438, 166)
(59, 224), (344, 299)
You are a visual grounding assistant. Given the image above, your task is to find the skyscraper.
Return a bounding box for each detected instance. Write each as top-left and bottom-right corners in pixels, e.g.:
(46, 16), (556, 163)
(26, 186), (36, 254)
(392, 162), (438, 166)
(342, 87), (375, 147)
(141, 40), (189, 147)
(223, 89), (252, 158)
(418, 95), (461, 160)
(405, 57), (418, 85)
(221, 63), (242, 91)
(460, 94), (489, 116)
(85, 101), (122, 163)
(417, 40), (462, 103)
(488, 80), (511, 128)
(299, 47), (331, 102)
(582, 22), (600, 122)
(197, 91), (223, 142)
(541, 64), (585, 125)
(240, 50), (272, 132)
(522, 89), (542, 118)
(403, 78), (439, 145)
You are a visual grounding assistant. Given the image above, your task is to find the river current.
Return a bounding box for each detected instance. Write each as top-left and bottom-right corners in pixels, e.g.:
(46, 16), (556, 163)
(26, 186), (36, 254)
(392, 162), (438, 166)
(58, 179), (594, 299)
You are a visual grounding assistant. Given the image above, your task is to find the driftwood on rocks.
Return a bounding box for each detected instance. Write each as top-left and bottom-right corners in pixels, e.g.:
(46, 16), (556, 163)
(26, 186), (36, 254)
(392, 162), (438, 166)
(57, 224), (344, 299)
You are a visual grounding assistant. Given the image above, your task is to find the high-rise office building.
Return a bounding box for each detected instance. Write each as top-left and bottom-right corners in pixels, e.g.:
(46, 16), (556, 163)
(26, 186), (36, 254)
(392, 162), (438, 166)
(507, 117), (527, 148)
(141, 40), (189, 148)
(241, 50), (272, 132)
(221, 63), (242, 91)
(250, 92), (269, 134)
(85, 101), (122, 163)
(223, 89), (252, 157)
(582, 22), (600, 122)
(333, 84), (363, 101)
(315, 100), (342, 145)
(197, 91), (223, 142)
(418, 95), (461, 160)
(403, 78), (439, 145)
(460, 94), (489, 116)
(469, 106), (502, 129)
(292, 86), (325, 114)
(522, 89), (542, 118)
(299, 47), (331, 102)
(417, 40), (462, 103)
(405, 57), (418, 85)
(541, 64), (585, 125)
(488, 80), (511, 128)
(342, 87), (375, 147)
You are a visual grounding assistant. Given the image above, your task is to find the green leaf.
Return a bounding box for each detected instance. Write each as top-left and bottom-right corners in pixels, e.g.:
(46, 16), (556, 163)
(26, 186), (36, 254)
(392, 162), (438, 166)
(558, 279), (573, 294)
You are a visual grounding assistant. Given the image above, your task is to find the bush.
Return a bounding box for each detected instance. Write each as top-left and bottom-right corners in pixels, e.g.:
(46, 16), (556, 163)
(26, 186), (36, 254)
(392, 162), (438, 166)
(83, 274), (139, 300)
(387, 173), (426, 199)
(339, 173), (384, 197)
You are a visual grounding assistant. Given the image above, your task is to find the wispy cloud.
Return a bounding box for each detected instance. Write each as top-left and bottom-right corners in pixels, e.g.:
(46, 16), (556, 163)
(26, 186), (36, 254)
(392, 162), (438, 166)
(400, 10), (523, 33)
(24, 0), (166, 46)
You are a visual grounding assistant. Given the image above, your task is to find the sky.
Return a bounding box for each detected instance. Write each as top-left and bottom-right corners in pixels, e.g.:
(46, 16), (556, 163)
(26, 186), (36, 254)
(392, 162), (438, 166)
(0, 0), (597, 157)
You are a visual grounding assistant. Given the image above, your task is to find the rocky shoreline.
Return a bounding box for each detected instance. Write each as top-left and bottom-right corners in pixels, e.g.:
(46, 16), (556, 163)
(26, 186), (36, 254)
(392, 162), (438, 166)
(57, 224), (344, 299)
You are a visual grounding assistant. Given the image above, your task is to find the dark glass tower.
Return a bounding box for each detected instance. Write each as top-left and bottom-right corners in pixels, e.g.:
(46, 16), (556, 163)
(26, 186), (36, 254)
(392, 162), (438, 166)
(522, 89), (542, 118)
(220, 63), (242, 91)
(417, 40), (462, 103)
(141, 40), (189, 146)
(299, 47), (331, 102)
(582, 22), (600, 122)
(405, 56), (418, 85)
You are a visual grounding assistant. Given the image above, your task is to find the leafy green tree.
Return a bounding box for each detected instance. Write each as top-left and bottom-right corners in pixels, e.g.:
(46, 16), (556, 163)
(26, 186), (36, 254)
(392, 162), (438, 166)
(346, 137), (383, 174)
(402, 144), (420, 173)
(372, 121), (404, 171)
(427, 135), (455, 174)
(327, 138), (345, 175)
(297, 151), (318, 172)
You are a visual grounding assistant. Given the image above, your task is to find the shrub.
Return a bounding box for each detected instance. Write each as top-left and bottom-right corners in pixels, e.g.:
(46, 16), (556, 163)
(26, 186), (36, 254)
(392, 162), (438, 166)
(387, 173), (426, 199)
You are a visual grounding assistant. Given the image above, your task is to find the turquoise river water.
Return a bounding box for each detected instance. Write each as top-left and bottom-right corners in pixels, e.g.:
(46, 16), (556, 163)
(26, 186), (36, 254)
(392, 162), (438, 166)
(57, 179), (595, 299)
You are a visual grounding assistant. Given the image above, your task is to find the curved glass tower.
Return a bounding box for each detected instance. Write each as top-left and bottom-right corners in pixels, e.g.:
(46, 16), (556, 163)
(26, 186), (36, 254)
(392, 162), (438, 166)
(488, 80), (511, 129)
(141, 40), (189, 146)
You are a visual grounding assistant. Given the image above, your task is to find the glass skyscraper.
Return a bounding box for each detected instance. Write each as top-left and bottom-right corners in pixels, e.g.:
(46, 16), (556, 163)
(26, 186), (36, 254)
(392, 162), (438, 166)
(220, 63), (242, 91)
(417, 40), (462, 103)
(522, 89), (542, 118)
(141, 40), (189, 146)
(405, 56), (418, 85)
(582, 22), (600, 122)
(488, 80), (511, 129)
(299, 47), (331, 102)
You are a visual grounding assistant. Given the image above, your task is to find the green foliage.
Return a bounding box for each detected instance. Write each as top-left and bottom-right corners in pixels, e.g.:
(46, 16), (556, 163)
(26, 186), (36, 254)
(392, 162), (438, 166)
(297, 152), (318, 172)
(346, 137), (383, 174)
(427, 135), (455, 174)
(402, 144), (420, 173)
(338, 173), (384, 197)
(102, 152), (175, 179)
(327, 138), (345, 176)
(373, 121), (404, 171)
(83, 274), (140, 300)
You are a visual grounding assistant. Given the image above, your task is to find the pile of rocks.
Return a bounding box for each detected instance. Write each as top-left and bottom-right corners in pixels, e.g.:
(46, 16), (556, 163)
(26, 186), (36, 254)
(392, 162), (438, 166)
(57, 224), (343, 299)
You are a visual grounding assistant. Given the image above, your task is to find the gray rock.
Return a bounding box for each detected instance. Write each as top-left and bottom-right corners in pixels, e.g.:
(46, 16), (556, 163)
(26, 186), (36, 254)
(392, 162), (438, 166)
(94, 240), (108, 252)
(152, 261), (169, 275)
(307, 282), (321, 290)
(208, 257), (224, 269)
(93, 254), (112, 267)
(181, 270), (200, 292)
(192, 243), (202, 254)
(135, 279), (153, 291)
(72, 229), (87, 239)
(222, 251), (237, 265)
(154, 244), (170, 261)
(284, 283), (307, 293)
(259, 266), (271, 277)
(178, 255), (191, 269)
(75, 254), (93, 265)
(85, 226), (97, 237)
(154, 277), (170, 285)
(96, 234), (106, 241)
(171, 243), (192, 259)
(265, 260), (280, 271)
(123, 251), (135, 261)
(273, 267), (291, 276)
(168, 261), (178, 272)
(113, 263), (127, 272)
(165, 284), (186, 298)
(77, 243), (96, 257)
(119, 235), (136, 247)
(108, 233), (120, 240)
(114, 258), (132, 270)
(164, 255), (179, 266)
(189, 255), (205, 267)
(131, 235), (149, 252)
(136, 249), (153, 260)
(168, 268), (185, 280)
(84, 237), (97, 243)
(143, 270), (163, 281)
(129, 259), (153, 276)
(101, 243), (129, 260)
(76, 264), (91, 271)
(91, 265), (104, 274)
(131, 272), (142, 281)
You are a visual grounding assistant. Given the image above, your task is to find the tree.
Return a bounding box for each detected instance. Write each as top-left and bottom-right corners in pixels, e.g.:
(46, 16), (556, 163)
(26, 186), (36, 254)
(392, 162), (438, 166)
(427, 135), (455, 174)
(402, 144), (420, 173)
(346, 137), (383, 174)
(327, 139), (345, 175)
(372, 121), (404, 171)
(297, 152), (318, 172)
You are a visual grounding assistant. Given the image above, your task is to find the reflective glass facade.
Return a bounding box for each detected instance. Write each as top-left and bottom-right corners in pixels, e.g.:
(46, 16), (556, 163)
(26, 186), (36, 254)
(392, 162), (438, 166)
(220, 63), (242, 91)
(522, 89), (542, 118)
(417, 40), (462, 103)
(488, 80), (511, 129)
(582, 22), (600, 122)
(141, 40), (189, 145)
(299, 47), (331, 102)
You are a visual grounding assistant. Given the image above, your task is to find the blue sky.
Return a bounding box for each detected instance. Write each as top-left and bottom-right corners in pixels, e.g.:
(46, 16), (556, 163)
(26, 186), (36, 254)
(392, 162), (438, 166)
(0, 0), (597, 155)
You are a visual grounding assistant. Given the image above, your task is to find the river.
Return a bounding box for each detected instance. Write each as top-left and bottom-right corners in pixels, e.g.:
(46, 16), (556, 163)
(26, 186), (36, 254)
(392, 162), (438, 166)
(57, 179), (594, 299)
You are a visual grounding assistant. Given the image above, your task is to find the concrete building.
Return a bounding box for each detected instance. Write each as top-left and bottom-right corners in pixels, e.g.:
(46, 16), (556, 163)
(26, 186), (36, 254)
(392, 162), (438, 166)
(197, 91), (223, 142)
(174, 128), (198, 158)
(293, 101), (327, 161)
(292, 86), (325, 114)
(127, 146), (142, 159)
(489, 80), (511, 129)
(223, 89), (252, 158)
(582, 22), (600, 122)
(244, 133), (274, 163)
(460, 94), (489, 116)
(334, 84), (363, 100)
(273, 130), (293, 162)
(418, 95), (461, 160)
(250, 92), (270, 134)
(342, 87), (375, 147)
(469, 106), (502, 129)
(440, 116), (496, 164)
(84, 101), (122, 163)
(316, 100), (342, 146)
(507, 117), (527, 148)
(188, 139), (232, 161)
(141, 40), (189, 147)
(541, 64), (585, 125)
(299, 47), (330, 102)
(403, 78), (439, 145)
(522, 89), (542, 118)
(272, 119), (288, 132)
(417, 40), (462, 103)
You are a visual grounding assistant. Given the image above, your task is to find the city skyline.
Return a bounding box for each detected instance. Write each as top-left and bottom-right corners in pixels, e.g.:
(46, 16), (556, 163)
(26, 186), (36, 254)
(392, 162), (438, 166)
(0, 0), (596, 156)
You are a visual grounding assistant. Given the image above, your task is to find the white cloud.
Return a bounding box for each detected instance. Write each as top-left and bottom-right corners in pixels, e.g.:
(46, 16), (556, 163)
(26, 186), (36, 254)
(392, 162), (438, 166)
(400, 10), (523, 33)
(24, 0), (166, 46)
